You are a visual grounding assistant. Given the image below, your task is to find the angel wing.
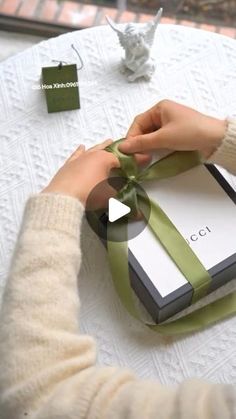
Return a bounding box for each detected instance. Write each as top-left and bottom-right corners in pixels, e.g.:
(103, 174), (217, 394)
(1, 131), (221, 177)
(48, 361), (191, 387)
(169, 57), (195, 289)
(105, 15), (127, 49)
(143, 7), (163, 47)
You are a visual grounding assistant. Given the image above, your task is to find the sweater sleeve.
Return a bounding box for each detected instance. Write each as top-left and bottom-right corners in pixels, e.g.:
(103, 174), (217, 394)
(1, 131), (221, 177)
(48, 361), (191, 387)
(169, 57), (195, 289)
(0, 194), (235, 419)
(206, 118), (236, 174)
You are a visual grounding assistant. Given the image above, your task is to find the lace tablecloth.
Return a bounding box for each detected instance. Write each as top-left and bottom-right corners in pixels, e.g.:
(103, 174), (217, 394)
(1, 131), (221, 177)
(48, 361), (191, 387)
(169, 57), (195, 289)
(1, 24), (236, 385)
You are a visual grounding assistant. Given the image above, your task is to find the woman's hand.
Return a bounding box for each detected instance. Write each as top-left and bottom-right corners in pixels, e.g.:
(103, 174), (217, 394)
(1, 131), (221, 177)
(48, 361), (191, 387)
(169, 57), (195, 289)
(42, 139), (150, 209)
(119, 100), (227, 159)
(42, 140), (120, 207)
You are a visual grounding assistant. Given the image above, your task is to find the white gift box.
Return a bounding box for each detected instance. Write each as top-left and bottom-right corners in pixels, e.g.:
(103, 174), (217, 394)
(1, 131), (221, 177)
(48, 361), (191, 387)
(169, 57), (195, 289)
(127, 164), (236, 323)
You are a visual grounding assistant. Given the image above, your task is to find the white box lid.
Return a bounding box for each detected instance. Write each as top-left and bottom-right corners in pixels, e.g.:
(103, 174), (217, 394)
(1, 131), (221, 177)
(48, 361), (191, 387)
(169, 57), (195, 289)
(128, 165), (236, 298)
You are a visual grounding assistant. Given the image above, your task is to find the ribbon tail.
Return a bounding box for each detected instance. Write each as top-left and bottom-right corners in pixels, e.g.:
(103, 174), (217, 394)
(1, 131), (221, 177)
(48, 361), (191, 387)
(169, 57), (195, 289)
(107, 222), (140, 320)
(149, 292), (236, 335)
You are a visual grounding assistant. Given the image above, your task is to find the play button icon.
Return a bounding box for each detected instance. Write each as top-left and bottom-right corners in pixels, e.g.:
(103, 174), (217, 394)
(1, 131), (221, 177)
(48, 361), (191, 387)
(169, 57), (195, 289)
(85, 177), (151, 242)
(108, 198), (131, 222)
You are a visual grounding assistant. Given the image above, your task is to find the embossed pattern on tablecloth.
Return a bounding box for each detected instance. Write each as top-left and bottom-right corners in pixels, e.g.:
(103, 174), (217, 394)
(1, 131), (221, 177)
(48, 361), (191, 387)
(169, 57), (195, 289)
(0, 24), (236, 385)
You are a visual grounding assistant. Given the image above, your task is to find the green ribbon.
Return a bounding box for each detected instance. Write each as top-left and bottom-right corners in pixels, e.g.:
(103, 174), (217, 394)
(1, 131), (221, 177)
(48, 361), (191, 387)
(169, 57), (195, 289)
(104, 139), (236, 335)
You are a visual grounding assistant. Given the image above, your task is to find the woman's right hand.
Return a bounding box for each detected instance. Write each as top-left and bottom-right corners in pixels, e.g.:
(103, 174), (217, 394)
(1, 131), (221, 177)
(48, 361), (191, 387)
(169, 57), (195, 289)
(119, 100), (227, 159)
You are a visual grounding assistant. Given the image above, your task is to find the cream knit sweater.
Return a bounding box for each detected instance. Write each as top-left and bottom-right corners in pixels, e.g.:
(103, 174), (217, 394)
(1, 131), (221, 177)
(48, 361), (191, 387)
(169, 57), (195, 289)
(0, 120), (236, 419)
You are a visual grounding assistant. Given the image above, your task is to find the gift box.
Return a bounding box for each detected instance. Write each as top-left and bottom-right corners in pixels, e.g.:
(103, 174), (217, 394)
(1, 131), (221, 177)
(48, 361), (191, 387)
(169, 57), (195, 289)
(127, 163), (236, 323)
(90, 144), (236, 329)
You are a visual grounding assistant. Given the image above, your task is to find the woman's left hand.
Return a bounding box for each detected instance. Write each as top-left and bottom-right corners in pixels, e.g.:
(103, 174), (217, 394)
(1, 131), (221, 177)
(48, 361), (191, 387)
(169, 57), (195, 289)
(42, 140), (120, 208)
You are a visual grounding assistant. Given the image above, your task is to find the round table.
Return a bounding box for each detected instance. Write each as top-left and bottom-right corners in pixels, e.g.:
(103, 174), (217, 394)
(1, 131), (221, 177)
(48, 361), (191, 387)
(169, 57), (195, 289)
(1, 23), (236, 385)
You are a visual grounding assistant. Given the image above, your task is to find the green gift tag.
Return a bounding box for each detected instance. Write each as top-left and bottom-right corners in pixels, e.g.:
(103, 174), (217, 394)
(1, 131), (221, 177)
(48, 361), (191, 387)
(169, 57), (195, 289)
(42, 64), (80, 113)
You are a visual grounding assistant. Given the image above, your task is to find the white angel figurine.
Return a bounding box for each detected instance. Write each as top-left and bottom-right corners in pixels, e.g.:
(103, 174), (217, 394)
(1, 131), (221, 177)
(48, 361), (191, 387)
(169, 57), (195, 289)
(106, 8), (163, 82)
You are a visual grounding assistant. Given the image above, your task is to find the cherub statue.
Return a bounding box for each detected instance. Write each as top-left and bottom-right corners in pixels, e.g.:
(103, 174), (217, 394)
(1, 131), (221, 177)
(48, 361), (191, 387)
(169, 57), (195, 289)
(106, 8), (163, 82)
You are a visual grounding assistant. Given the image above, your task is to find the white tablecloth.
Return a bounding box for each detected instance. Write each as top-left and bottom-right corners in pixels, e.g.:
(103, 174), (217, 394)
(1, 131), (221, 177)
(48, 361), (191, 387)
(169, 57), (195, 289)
(1, 24), (236, 385)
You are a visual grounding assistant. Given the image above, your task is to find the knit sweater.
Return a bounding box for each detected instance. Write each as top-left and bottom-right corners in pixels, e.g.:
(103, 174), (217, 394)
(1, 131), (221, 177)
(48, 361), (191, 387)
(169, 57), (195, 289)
(0, 120), (236, 419)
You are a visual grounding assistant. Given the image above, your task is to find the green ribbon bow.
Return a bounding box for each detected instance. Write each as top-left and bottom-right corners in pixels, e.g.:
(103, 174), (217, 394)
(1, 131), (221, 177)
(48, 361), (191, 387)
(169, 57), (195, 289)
(104, 139), (236, 335)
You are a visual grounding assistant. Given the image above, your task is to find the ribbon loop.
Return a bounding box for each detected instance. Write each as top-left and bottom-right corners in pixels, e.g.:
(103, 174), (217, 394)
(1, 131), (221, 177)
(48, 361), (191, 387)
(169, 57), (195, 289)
(106, 139), (138, 179)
